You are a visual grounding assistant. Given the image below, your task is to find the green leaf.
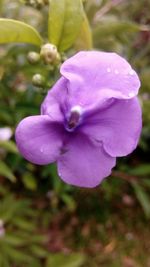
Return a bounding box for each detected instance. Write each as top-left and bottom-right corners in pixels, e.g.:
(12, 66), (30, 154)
(48, 0), (84, 51)
(0, 160), (16, 182)
(132, 181), (150, 218)
(3, 234), (25, 246)
(0, 141), (18, 154)
(61, 194), (76, 211)
(31, 245), (48, 258)
(46, 253), (85, 267)
(74, 12), (93, 51)
(13, 219), (35, 232)
(22, 172), (37, 191)
(93, 20), (146, 44)
(0, 19), (43, 46)
(128, 164), (150, 176)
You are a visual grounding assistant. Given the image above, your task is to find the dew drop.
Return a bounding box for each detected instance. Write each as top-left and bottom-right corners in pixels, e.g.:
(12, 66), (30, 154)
(40, 147), (44, 153)
(58, 171), (62, 177)
(129, 69), (134, 76)
(114, 69), (119, 74)
(128, 92), (135, 97)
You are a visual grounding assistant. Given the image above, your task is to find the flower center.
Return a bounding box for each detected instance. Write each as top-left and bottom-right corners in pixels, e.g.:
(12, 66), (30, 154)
(66, 106), (82, 132)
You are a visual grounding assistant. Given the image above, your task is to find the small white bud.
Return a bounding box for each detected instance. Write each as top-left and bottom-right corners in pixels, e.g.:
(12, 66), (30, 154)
(27, 51), (40, 64)
(32, 74), (45, 87)
(0, 127), (12, 141)
(40, 43), (60, 64)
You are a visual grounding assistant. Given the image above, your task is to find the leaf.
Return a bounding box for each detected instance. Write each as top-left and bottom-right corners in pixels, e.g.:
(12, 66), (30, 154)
(0, 160), (16, 182)
(128, 164), (150, 176)
(31, 245), (48, 258)
(93, 20), (145, 40)
(0, 141), (18, 154)
(46, 253), (85, 267)
(0, 19), (43, 46)
(48, 0), (84, 51)
(3, 234), (25, 246)
(132, 181), (150, 218)
(22, 172), (37, 191)
(13, 219), (35, 232)
(3, 245), (32, 263)
(74, 11), (93, 51)
(61, 194), (76, 211)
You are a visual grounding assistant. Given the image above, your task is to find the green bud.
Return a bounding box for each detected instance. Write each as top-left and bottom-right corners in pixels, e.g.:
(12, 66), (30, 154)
(24, 0), (45, 8)
(32, 74), (45, 87)
(40, 43), (60, 65)
(27, 51), (40, 64)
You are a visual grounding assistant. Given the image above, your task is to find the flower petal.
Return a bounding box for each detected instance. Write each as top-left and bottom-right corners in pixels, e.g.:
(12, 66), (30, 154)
(41, 77), (69, 120)
(15, 115), (64, 165)
(60, 51), (140, 106)
(57, 133), (116, 188)
(81, 97), (142, 157)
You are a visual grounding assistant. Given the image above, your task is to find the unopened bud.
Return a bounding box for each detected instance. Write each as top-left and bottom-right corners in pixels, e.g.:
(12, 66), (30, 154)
(40, 43), (60, 64)
(25, 0), (44, 8)
(27, 51), (40, 64)
(32, 74), (45, 87)
(43, 0), (48, 4)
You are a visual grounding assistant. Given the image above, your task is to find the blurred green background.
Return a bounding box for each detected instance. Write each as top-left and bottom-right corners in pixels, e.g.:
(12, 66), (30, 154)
(0, 0), (150, 266)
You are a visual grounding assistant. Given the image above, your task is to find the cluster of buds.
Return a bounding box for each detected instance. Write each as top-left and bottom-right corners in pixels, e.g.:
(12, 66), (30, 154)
(22, 0), (48, 8)
(27, 43), (60, 66)
(27, 43), (61, 88)
(40, 43), (60, 65)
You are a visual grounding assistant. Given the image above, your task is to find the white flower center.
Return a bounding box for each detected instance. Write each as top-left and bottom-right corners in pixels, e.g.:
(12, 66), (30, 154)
(67, 106), (82, 132)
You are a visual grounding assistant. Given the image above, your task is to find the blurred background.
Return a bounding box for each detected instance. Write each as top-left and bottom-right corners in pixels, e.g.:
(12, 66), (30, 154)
(0, 0), (150, 266)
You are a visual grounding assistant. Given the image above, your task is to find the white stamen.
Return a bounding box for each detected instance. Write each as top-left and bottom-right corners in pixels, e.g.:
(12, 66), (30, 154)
(71, 105), (82, 114)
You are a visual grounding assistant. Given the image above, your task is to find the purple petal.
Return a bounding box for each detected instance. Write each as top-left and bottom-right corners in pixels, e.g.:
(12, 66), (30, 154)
(81, 97), (142, 157)
(15, 115), (64, 165)
(60, 51), (140, 106)
(57, 133), (116, 188)
(41, 77), (69, 120)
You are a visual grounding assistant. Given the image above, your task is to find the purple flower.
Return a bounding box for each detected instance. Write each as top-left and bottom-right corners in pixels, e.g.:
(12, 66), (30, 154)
(15, 51), (142, 188)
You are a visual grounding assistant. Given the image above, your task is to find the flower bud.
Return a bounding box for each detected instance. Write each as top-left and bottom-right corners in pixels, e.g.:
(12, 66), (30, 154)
(40, 43), (60, 64)
(27, 51), (40, 64)
(25, 0), (44, 8)
(32, 74), (45, 87)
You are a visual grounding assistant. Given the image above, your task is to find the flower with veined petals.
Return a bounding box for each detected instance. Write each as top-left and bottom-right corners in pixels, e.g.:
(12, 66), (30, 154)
(15, 51), (142, 188)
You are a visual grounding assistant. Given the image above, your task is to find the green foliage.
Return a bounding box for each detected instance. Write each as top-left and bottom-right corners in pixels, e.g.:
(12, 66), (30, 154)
(132, 181), (150, 218)
(0, 161), (16, 182)
(0, 140), (18, 154)
(0, 0), (150, 266)
(74, 11), (93, 51)
(0, 19), (43, 46)
(48, 0), (84, 51)
(46, 253), (85, 267)
(128, 164), (150, 176)
(0, 186), (48, 267)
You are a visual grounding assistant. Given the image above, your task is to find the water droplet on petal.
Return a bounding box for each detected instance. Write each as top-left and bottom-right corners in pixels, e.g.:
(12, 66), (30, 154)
(40, 147), (44, 153)
(107, 67), (111, 73)
(129, 69), (134, 76)
(128, 92), (135, 97)
(58, 171), (62, 177)
(114, 69), (119, 74)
